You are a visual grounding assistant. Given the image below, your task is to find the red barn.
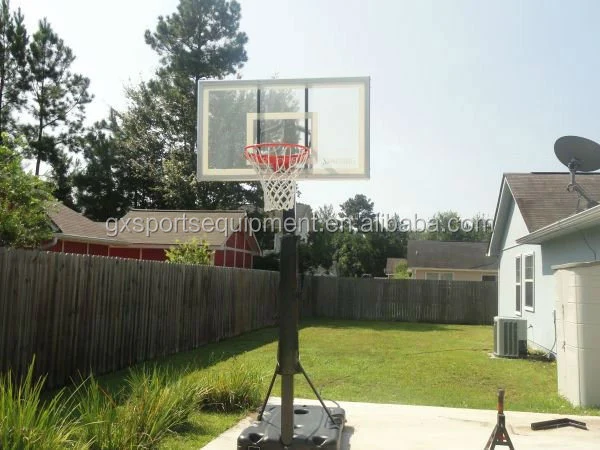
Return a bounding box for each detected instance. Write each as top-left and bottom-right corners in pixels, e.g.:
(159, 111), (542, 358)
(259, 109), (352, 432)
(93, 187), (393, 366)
(46, 204), (261, 268)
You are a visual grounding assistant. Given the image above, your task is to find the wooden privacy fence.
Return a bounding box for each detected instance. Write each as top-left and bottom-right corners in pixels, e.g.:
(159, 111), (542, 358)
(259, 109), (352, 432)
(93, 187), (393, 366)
(0, 248), (497, 387)
(300, 276), (497, 325)
(0, 248), (278, 388)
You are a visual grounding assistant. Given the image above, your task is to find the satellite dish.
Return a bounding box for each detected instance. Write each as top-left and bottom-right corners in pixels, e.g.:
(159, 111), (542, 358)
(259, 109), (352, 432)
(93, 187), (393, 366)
(555, 136), (600, 172)
(554, 136), (600, 210)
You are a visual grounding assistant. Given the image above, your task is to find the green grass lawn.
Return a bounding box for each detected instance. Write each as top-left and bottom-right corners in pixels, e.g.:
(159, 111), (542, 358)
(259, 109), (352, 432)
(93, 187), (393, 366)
(94, 319), (598, 449)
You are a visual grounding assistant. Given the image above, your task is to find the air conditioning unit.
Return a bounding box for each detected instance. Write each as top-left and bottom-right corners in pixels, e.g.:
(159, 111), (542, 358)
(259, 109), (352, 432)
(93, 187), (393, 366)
(493, 317), (527, 357)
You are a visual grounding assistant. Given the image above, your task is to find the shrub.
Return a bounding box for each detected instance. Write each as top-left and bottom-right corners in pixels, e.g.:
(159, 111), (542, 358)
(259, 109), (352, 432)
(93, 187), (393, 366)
(393, 261), (411, 279)
(199, 360), (263, 412)
(165, 238), (213, 265)
(76, 377), (128, 449)
(77, 368), (208, 449)
(123, 368), (205, 445)
(0, 363), (85, 450)
(0, 139), (54, 248)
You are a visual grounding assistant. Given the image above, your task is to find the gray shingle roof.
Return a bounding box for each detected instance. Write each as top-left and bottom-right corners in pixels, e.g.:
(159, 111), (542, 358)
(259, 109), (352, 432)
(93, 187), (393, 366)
(48, 203), (118, 241)
(119, 209), (248, 246)
(47, 204), (258, 251)
(407, 240), (498, 270)
(505, 173), (600, 232)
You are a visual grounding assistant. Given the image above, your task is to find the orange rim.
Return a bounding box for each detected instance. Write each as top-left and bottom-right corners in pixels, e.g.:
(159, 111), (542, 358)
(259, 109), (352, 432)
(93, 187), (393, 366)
(244, 143), (310, 171)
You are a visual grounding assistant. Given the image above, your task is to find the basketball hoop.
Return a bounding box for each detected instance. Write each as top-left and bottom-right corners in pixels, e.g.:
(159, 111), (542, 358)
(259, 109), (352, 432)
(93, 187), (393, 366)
(244, 143), (310, 211)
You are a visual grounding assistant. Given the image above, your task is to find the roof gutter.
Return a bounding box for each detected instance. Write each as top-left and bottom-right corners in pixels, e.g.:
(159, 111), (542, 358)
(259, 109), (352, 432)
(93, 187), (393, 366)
(54, 233), (121, 244)
(516, 204), (600, 245)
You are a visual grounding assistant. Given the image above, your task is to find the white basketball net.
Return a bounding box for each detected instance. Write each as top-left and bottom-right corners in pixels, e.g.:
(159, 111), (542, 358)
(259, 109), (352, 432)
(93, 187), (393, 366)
(244, 144), (310, 211)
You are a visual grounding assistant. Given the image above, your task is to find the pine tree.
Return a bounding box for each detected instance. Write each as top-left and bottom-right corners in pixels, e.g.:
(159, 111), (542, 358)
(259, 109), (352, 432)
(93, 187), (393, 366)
(21, 18), (92, 184)
(113, 0), (257, 211)
(73, 114), (128, 220)
(144, 0), (248, 84)
(0, 0), (29, 136)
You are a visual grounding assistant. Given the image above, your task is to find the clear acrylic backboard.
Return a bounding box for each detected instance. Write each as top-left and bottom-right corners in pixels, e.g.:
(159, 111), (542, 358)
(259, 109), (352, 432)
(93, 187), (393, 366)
(196, 77), (370, 181)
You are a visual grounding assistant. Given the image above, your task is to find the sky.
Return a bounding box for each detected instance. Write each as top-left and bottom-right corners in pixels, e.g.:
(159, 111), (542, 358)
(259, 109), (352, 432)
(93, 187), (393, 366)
(12, 0), (600, 220)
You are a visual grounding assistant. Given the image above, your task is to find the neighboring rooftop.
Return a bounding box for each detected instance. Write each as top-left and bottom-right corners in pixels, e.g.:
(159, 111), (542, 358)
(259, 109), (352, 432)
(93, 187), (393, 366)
(119, 209), (249, 246)
(407, 240), (498, 271)
(504, 172), (600, 232)
(47, 204), (258, 250)
(47, 202), (117, 242)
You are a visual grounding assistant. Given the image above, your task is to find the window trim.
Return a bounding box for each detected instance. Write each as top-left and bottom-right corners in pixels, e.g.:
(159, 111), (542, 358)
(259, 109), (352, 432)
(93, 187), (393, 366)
(523, 253), (535, 312)
(515, 255), (522, 316)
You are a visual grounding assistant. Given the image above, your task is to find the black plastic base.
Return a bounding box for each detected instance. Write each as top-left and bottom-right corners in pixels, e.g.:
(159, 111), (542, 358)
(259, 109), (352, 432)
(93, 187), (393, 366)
(237, 405), (345, 450)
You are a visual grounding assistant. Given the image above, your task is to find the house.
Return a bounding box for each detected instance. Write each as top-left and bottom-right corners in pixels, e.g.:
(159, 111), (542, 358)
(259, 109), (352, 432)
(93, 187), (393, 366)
(407, 240), (498, 281)
(46, 203), (261, 268)
(488, 172), (600, 354)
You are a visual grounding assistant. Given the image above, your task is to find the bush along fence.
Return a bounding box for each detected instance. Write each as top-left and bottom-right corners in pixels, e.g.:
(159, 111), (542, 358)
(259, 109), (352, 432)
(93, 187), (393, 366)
(0, 248), (497, 387)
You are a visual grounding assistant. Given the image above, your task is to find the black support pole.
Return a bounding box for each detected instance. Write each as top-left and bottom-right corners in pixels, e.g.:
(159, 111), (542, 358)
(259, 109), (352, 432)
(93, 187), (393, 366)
(278, 207), (298, 446)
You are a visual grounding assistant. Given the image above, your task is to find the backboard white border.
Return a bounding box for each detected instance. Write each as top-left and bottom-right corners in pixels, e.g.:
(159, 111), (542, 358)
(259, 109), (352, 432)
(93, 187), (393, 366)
(197, 76), (370, 181)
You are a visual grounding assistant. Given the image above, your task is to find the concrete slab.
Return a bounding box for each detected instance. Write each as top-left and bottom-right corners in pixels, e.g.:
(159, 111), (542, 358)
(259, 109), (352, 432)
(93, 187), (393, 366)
(202, 398), (600, 450)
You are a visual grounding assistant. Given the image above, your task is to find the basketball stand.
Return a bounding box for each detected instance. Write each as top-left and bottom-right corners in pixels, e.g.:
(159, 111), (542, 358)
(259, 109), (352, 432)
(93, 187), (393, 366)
(237, 145), (345, 450)
(195, 77), (369, 449)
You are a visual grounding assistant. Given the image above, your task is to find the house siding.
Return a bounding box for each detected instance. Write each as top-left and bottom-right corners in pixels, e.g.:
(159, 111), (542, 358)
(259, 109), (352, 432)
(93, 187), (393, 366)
(412, 269), (496, 281)
(48, 233), (257, 269)
(498, 197), (551, 350)
(499, 195), (600, 353)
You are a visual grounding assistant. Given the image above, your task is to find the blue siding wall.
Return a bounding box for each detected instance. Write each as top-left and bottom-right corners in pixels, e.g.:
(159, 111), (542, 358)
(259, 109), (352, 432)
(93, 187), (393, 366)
(499, 196), (600, 353)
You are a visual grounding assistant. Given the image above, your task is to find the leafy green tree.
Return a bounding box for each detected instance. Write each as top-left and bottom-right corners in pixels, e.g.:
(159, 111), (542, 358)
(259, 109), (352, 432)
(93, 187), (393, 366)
(0, 0), (28, 136)
(301, 204), (336, 273)
(0, 137), (53, 247)
(393, 261), (411, 279)
(417, 210), (493, 242)
(339, 194), (376, 231)
(468, 212), (494, 242)
(364, 229), (407, 277)
(21, 18), (92, 188)
(300, 202), (408, 277)
(165, 238), (213, 265)
(73, 116), (128, 220)
(333, 232), (371, 277)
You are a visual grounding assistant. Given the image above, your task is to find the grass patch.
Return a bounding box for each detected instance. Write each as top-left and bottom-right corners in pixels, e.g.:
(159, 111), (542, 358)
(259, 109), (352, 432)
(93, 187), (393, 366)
(196, 359), (263, 412)
(5, 320), (599, 449)
(146, 320), (600, 447)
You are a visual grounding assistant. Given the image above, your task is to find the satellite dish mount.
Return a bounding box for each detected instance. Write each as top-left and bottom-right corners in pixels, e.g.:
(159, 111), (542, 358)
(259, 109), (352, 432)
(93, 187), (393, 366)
(554, 136), (600, 211)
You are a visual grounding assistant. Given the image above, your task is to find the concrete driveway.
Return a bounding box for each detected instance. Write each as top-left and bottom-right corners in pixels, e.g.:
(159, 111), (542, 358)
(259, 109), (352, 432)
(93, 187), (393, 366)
(202, 398), (600, 449)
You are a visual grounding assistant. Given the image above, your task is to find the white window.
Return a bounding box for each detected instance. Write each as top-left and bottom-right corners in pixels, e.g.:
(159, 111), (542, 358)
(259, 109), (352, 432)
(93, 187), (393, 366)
(524, 254), (534, 311)
(426, 272), (453, 281)
(515, 256), (522, 315)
